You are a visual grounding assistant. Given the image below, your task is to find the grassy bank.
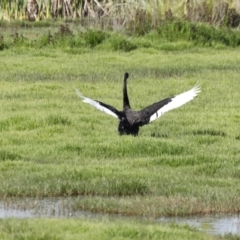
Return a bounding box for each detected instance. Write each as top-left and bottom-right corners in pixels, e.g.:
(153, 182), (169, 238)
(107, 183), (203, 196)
(0, 218), (218, 240)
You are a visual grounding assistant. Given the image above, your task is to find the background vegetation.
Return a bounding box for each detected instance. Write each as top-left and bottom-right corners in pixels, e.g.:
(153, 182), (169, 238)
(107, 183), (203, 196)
(1, 0), (240, 30)
(1, 19), (240, 53)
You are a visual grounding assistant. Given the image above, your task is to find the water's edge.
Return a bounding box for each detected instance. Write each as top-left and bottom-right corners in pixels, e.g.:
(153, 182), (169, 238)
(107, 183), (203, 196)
(0, 197), (240, 236)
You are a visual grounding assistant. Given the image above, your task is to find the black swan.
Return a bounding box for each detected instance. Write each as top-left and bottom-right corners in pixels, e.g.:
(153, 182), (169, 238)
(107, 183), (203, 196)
(76, 73), (200, 136)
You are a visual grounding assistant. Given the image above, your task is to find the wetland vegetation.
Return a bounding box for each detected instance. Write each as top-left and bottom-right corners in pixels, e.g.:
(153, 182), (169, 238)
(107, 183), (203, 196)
(1, 1), (240, 239)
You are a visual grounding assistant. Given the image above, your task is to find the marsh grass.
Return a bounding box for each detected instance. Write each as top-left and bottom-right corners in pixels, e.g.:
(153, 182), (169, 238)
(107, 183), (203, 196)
(0, 218), (214, 240)
(0, 41), (240, 221)
(1, 23), (240, 222)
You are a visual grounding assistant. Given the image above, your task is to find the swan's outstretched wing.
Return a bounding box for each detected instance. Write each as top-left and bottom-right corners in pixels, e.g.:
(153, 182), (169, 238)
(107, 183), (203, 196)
(138, 85), (200, 125)
(75, 89), (120, 118)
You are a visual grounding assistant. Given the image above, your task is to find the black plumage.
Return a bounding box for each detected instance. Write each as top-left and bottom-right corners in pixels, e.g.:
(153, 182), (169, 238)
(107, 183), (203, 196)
(76, 73), (200, 136)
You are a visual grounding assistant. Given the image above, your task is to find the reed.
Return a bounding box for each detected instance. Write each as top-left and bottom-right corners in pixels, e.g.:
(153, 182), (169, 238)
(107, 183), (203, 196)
(0, 0), (240, 31)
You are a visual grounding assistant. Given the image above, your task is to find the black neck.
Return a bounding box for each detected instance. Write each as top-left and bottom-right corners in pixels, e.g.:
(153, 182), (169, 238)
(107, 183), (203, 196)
(123, 73), (130, 109)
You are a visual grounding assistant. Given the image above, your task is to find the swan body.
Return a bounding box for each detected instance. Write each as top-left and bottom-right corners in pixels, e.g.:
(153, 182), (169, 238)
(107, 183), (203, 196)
(76, 73), (200, 136)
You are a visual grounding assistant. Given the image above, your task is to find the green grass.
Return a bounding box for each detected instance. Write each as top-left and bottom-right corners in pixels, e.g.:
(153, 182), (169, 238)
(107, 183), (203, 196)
(1, 21), (240, 51)
(0, 218), (217, 240)
(0, 46), (240, 216)
(1, 24), (240, 239)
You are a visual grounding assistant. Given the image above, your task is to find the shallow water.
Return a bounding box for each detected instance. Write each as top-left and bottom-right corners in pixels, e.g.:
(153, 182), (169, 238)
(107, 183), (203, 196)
(157, 215), (240, 236)
(0, 197), (88, 219)
(0, 197), (240, 236)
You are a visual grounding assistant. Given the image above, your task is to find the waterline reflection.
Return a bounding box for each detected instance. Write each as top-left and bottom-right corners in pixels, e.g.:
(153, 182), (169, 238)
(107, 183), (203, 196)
(0, 197), (239, 236)
(157, 214), (240, 235)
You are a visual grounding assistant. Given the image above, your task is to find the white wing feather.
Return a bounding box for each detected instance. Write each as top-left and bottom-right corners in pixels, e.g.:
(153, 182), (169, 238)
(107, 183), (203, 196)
(75, 89), (118, 118)
(149, 85), (200, 122)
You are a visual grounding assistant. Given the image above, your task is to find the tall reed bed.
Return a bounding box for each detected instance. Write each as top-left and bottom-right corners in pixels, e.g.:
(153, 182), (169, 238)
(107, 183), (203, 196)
(1, 0), (240, 30)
